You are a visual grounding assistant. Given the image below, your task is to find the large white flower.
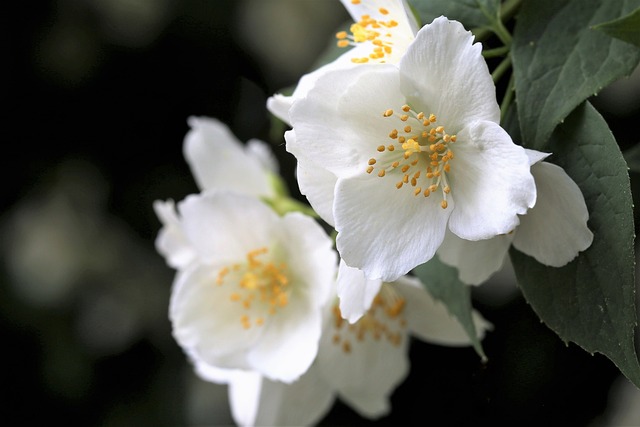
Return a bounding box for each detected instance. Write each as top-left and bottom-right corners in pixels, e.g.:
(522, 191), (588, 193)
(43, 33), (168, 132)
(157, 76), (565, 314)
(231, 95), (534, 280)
(267, 0), (419, 124)
(198, 274), (491, 426)
(165, 191), (337, 382)
(438, 150), (594, 285)
(286, 17), (537, 281)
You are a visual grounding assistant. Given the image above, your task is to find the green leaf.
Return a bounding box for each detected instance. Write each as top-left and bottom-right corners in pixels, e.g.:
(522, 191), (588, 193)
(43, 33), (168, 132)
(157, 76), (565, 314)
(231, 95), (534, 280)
(412, 256), (486, 360)
(594, 6), (640, 48)
(510, 101), (640, 387)
(409, 0), (499, 29)
(512, 0), (640, 150)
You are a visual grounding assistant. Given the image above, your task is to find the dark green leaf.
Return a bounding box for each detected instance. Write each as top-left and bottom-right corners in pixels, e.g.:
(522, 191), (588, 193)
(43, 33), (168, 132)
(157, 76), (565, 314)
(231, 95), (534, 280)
(512, 0), (640, 150)
(413, 256), (486, 360)
(409, 0), (499, 29)
(594, 7), (640, 48)
(510, 102), (640, 387)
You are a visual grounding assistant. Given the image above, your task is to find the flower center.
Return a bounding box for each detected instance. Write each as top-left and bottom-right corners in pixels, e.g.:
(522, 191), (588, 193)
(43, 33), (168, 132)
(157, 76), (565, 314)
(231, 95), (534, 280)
(366, 104), (457, 209)
(335, 5), (399, 64)
(215, 247), (290, 329)
(331, 285), (407, 354)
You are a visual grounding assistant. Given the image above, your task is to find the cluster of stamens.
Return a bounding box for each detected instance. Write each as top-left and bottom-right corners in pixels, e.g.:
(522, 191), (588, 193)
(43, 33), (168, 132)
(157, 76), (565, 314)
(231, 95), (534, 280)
(366, 104), (456, 209)
(331, 286), (407, 354)
(335, 3), (399, 64)
(215, 247), (290, 329)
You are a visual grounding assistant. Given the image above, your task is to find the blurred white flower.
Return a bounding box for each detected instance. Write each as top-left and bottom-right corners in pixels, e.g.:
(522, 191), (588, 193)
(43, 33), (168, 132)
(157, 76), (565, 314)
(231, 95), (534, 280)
(199, 273), (490, 426)
(286, 17), (536, 281)
(267, 0), (419, 124)
(162, 192), (337, 382)
(438, 149), (593, 285)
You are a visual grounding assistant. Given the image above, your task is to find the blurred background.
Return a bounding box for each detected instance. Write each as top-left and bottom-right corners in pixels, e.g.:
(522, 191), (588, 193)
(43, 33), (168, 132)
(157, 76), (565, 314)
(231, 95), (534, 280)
(4, 0), (640, 425)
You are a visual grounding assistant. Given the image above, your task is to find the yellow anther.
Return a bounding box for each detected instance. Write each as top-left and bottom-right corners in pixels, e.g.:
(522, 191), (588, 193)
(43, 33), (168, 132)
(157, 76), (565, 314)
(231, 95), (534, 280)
(435, 126), (444, 133)
(402, 104), (411, 112)
(396, 182), (403, 189)
(391, 161), (399, 168)
(351, 57), (369, 63)
(351, 0), (360, 4)
(429, 184), (438, 192)
(451, 135), (457, 142)
(336, 31), (348, 39)
(337, 40), (350, 48)
(388, 145), (395, 151)
(401, 165), (410, 173)
(379, 7), (389, 14)
(444, 186), (451, 194)
(413, 171), (421, 179)
(423, 189), (431, 197)
(429, 114), (436, 122)
(426, 172), (434, 179)
(429, 144), (436, 152)
(398, 136), (406, 143)
(441, 200), (448, 209)
(417, 112), (425, 120)
(368, 158), (376, 165)
(444, 164), (451, 173)
(443, 134), (451, 142)
(383, 109), (394, 117)
(366, 166), (374, 174)
(377, 145), (385, 152)
(255, 318), (264, 326)
(410, 178), (417, 186)
(403, 175), (409, 183)
(411, 159), (418, 166)
(230, 293), (241, 302)
(414, 187), (422, 196)
(378, 170), (386, 177)
(400, 114), (409, 121)
(404, 125), (412, 133)
(343, 341), (351, 353)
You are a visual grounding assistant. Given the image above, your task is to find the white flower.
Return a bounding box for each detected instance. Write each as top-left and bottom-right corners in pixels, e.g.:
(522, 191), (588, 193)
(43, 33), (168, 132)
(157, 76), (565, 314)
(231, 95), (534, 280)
(184, 116), (278, 198)
(198, 273), (491, 426)
(286, 17), (536, 281)
(166, 191), (337, 382)
(267, 0), (419, 124)
(438, 149), (594, 285)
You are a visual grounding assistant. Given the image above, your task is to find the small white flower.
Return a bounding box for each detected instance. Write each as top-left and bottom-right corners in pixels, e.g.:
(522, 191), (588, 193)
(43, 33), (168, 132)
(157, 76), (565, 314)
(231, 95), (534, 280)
(166, 192), (337, 382)
(183, 116), (278, 198)
(267, 0), (419, 124)
(438, 149), (594, 285)
(199, 272), (490, 426)
(287, 17), (536, 281)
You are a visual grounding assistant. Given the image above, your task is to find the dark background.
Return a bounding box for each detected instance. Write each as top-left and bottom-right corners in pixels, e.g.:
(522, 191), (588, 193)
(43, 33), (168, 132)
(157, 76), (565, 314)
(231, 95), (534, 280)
(3, 0), (639, 425)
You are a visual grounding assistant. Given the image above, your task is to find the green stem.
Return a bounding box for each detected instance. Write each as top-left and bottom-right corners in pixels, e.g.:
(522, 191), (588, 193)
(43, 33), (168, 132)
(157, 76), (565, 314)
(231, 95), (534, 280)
(482, 45), (509, 58)
(491, 55), (512, 83)
(500, 72), (516, 124)
(500, 0), (522, 23)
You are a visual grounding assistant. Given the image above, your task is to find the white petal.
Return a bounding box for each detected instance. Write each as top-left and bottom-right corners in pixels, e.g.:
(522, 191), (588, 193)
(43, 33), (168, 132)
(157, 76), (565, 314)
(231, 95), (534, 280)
(178, 192), (277, 264)
(246, 139), (279, 173)
(525, 148), (551, 166)
(286, 130), (337, 226)
(279, 212), (337, 307)
(153, 199), (196, 269)
(247, 298), (323, 383)
(513, 161), (593, 266)
(393, 276), (492, 345)
(288, 65), (405, 178)
(183, 117), (273, 197)
(170, 265), (262, 371)
(317, 305), (409, 418)
(337, 260), (383, 323)
(334, 173), (451, 282)
(447, 120), (536, 240)
(437, 229), (513, 286)
(400, 17), (500, 131)
(250, 364), (335, 427)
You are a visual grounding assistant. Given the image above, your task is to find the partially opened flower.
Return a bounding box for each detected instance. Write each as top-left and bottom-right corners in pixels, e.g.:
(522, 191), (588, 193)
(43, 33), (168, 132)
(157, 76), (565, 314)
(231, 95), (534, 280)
(198, 273), (490, 426)
(287, 17), (536, 281)
(437, 150), (594, 285)
(166, 192), (337, 382)
(267, 0), (419, 124)
(183, 116), (278, 198)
